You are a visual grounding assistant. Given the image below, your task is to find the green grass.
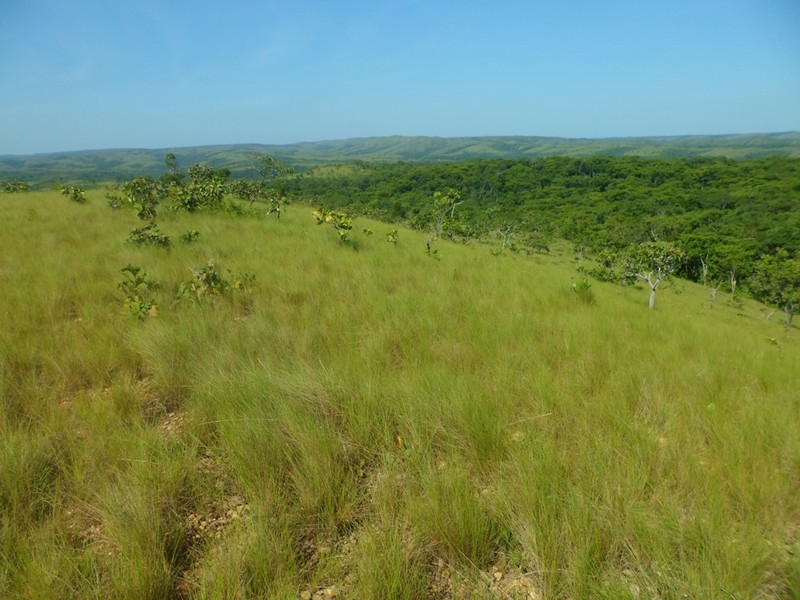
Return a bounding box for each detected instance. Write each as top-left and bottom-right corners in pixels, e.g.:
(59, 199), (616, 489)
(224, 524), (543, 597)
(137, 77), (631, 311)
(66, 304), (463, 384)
(1, 190), (798, 598)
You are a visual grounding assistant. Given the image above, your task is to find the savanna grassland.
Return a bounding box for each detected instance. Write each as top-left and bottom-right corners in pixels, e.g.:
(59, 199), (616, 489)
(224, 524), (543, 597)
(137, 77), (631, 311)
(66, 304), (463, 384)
(1, 190), (799, 599)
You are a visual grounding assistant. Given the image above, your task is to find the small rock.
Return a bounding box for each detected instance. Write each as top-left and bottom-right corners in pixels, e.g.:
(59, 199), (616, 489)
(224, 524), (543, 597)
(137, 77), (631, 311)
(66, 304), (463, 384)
(493, 571), (504, 581)
(300, 591), (312, 600)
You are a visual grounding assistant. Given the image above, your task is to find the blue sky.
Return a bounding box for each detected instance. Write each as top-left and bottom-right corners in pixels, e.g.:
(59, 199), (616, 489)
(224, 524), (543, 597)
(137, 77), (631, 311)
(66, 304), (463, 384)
(1, 0), (798, 154)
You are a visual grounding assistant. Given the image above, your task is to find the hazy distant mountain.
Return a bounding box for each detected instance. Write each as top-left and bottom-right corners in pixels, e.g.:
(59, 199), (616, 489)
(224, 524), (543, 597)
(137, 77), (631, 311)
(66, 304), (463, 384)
(2, 133), (799, 184)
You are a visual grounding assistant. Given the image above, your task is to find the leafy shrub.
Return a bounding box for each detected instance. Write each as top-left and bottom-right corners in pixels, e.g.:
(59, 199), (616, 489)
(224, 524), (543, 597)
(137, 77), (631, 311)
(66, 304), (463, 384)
(386, 229), (399, 245)
(128, 223), (171, 247)
(180, 229), (200, 243)
(123, 177), (164, 220)
(177, 261), (255, 302)
(2, 179), (29, 193)
(60, 185), (86, 203)
(118, 264), (159, 319)
(571, 278), (596, 304)
(105, 190), (125, 209)
(313, 208), (354, 243)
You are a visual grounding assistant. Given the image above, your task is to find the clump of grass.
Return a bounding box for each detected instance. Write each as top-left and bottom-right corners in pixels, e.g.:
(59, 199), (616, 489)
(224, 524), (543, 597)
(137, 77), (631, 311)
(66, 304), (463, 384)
(350, 522), (428, 599)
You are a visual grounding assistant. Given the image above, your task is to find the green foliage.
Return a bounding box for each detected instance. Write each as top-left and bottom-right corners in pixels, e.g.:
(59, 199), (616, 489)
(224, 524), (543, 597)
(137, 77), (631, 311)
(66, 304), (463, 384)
(123, 176), (164, 220)
(620, 241), (685, 309)
(228, 178), (262, 205)
(266, 191), (287, 220)
(427, 188), (462, 254)
(621, 241), (685, 284)
(179, 229), (200, 243)
(177, 261), (255, 301)
(59, 184), (86, 203)
(386, 229), (399, 245)
(748, 249), (800, 326)
(174, 164), (229, 212)
(251, 153), (294, 181)
(571, 278), (596, 305)
(118, 264), (159, 318)
(2, 179), (29, 193)
(128, 222), (171, 247)
(313, 208), (354, 243)
(284, 156), (799, 302)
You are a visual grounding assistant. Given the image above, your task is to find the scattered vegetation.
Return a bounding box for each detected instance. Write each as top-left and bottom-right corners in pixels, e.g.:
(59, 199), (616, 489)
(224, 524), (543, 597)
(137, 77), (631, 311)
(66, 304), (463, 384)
(59, 184), (86, 203)
(0, 148), (798, 599)
(313, 207), (354, 243)
(1, 179), (29, 193)
(180, 229), (200, 243)
(118, 264), (159, 319)
(128, 222), (171, 247)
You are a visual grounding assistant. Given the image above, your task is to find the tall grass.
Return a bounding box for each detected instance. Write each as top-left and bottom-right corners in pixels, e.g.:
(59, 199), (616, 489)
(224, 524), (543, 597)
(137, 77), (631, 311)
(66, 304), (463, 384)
(0, 190), (798, 598)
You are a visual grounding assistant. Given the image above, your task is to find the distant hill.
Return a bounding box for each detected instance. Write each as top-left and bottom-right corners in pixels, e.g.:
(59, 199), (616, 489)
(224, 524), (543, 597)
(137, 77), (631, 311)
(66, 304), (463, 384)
(2, 132), (799, 185)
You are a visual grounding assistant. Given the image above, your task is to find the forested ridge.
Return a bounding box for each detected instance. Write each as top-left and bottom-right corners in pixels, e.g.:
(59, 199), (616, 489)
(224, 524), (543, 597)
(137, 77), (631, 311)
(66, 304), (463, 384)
(283, 155), (800, 313)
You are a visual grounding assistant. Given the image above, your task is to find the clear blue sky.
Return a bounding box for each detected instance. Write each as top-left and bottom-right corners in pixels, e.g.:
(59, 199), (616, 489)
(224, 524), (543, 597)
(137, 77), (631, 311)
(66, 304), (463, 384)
(1, 0), (798, 154)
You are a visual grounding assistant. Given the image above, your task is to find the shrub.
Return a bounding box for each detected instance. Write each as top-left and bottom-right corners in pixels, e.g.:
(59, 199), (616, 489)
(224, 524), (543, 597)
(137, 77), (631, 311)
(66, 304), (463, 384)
(60, 185), (86, 203)
(128, 223), (171, 247)
(2, 179), (29, 193)
(313, 208), (354, 243)
(177, 261), (255, 302)
(571, 278), (596, 305)
(180, 230), (200, 243)
(118, 264), (159, 319)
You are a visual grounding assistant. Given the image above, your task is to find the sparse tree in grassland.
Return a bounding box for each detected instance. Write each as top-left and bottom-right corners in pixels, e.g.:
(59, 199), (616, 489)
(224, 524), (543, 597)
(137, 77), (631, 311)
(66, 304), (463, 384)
(621, 241), (685, 310)
(313, 208), (354, 243)
(60, 184), (86, 203)
(426, 188), (462, 255)
(123, 177), (164, 220)
(252, 153), (294, 182)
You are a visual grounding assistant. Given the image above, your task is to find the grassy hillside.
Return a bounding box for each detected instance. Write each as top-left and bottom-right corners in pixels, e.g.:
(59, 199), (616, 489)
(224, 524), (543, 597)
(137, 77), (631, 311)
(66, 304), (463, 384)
(1, 191), (798, 599)
(2, 132), (800, 187)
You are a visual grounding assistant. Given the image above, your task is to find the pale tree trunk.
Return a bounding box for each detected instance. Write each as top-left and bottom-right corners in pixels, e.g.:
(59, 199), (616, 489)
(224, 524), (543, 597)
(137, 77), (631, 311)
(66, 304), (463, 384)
(700, 255), (709, 287)
(709, 284), (719, 308)
(641, 272), (661, 310)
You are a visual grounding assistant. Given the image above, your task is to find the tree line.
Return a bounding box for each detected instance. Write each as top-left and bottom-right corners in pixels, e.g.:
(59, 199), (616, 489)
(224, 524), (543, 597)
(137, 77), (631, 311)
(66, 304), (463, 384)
(280, 156), (800, 322)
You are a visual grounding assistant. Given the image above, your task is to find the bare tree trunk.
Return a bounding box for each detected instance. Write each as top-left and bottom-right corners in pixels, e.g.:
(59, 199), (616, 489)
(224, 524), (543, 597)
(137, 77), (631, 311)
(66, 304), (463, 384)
(649, 287), (657, 310)
(700, 255), (709, 287)
(709, 285), (719, 309)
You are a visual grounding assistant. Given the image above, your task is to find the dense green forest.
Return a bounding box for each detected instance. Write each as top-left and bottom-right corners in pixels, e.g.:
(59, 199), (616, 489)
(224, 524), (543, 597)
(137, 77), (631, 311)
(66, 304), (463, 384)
(281, 156), (800, 317)
(284, 157), (799, 250)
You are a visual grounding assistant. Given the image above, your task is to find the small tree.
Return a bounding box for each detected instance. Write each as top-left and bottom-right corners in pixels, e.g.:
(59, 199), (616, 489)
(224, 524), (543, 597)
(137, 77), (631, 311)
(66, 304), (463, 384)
(176, 164), (228, 212)
(60, 185), (86, 203)
(426, 188), (462, 255)
(123, 177), (164, 220)
(749, 249), (800, 327)
(621, 241), (684, 309)
(313, 208), (353, 243)
(252, 153), (294, 181)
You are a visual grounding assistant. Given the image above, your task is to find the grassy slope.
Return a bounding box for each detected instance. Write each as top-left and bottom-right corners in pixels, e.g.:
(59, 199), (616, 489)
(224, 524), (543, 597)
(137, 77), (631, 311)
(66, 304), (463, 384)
(1, 192), (799, 599)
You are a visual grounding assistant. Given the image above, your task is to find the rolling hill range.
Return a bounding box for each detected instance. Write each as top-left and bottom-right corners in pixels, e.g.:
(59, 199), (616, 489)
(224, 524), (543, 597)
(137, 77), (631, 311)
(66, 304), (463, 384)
(2, 132), (800, 185)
